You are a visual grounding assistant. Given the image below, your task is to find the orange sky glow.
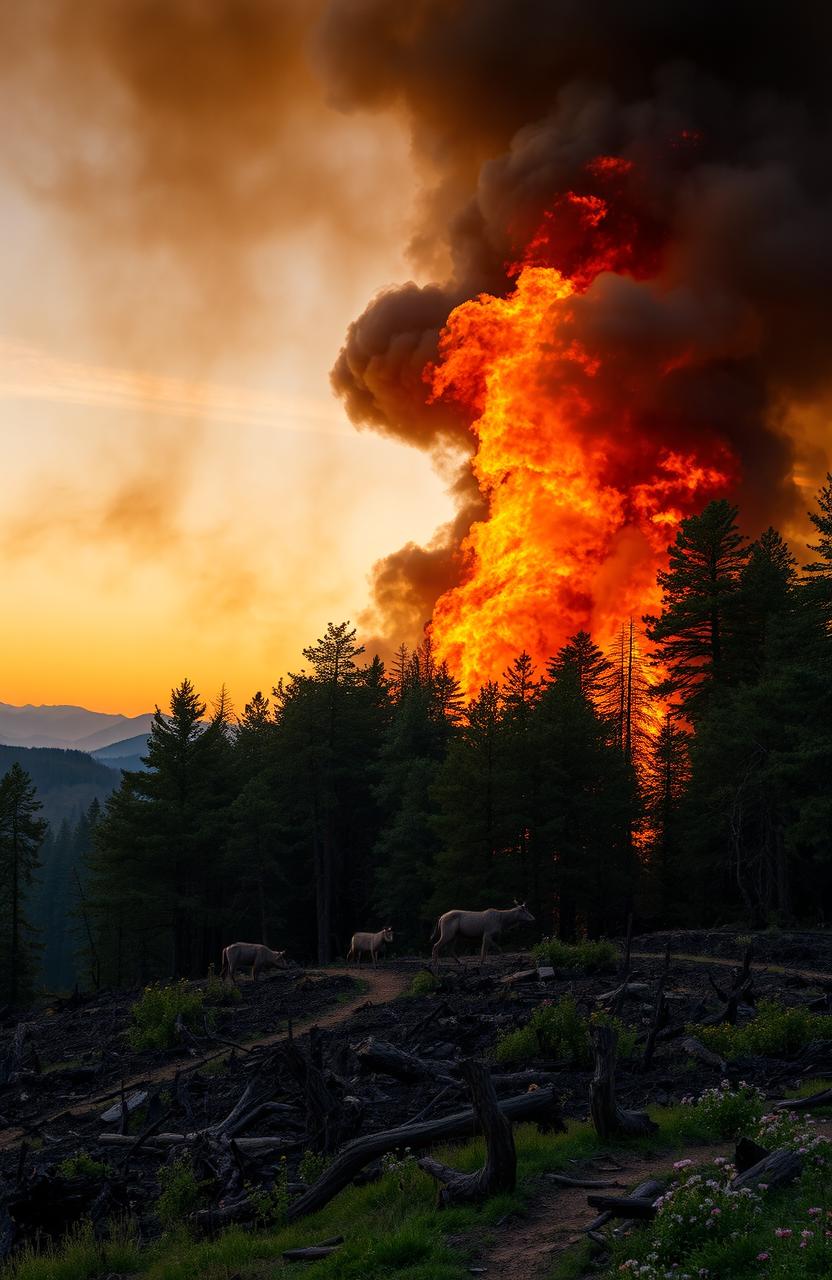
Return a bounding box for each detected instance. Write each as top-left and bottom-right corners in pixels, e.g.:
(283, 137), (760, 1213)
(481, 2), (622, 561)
(0, 3), (452, 716)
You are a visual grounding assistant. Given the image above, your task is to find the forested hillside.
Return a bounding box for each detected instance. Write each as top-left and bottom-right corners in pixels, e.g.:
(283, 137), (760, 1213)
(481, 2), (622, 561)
(78, 488), (832, 989)
(2, 486), (831, 999)
(0, 745), (118, 828)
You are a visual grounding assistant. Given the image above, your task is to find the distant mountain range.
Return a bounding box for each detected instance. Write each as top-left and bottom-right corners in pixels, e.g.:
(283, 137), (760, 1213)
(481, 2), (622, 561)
(0, 701), (154, 751)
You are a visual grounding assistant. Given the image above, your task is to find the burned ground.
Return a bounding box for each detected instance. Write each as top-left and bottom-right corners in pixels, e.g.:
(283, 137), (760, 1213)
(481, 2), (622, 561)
(0, 932), (831, 1262)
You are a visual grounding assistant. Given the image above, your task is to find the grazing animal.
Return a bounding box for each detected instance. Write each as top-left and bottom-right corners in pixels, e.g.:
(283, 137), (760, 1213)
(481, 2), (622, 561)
(220, 942), (288, 983)
(431, 903), (534, 967)
(347, 927), (394, 966)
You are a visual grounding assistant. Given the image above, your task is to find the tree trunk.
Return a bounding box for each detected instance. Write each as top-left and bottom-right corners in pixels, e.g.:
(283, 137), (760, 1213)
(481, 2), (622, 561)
(418, 1059), (516, 1207)
(590, 1024), (656, 1140)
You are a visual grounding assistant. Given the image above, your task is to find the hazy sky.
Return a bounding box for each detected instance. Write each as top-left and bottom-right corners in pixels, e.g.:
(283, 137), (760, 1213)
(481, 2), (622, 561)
(0, 3), (451, 715)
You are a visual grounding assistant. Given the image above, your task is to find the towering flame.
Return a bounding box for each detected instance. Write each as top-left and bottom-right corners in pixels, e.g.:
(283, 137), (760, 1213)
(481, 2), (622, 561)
(427, 158), (736, 696)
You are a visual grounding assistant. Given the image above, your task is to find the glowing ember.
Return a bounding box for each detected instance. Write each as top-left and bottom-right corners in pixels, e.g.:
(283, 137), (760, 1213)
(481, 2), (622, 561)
(427, 158), (736, 697)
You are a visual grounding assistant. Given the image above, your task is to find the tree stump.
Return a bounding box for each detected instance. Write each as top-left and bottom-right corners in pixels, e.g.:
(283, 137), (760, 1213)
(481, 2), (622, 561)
(418, 1058), (516, 1208)
(590, 1024), (656, 1140)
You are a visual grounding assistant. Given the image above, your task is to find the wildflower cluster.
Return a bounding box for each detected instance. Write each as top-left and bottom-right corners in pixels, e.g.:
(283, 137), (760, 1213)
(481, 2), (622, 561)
(680, 1078), (766, 1139)
(753, 1110), (832, 1173)
(617, 1163), (763, 1279)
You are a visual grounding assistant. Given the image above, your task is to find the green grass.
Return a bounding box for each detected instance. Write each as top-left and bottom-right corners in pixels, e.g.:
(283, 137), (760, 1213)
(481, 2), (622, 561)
(9, 1080), (832, 1280)
(404, 970), (441, 997)
(532, 938), (620, 973)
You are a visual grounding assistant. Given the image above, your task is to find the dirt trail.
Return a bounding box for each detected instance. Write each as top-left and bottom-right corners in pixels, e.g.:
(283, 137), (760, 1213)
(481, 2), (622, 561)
(632, 950), (832, 983)
(481, 1142), (726, 1280)
(0, 965), (407, 1152)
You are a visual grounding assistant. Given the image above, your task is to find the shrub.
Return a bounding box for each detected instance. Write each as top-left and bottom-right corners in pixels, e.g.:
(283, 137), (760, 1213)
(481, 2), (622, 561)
(532, 938), (619, 974)
(495, 997), (636, 1066)
(248, 1157), (289, 1228)
(679, 1079), (767, 1139)
(408, 970), (440, 997)
(204, 963), (242, 1006)
(57, 1152), (112, 1180)
(156, 1155), (204, 1230)
(691, 999), (832, 1060)
(298, 1149), (330, 1184)
(128, 980), (211, 1051)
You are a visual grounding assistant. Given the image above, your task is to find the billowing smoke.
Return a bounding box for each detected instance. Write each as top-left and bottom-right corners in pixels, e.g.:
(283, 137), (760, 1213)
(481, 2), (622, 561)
(323, 0), (832, 658)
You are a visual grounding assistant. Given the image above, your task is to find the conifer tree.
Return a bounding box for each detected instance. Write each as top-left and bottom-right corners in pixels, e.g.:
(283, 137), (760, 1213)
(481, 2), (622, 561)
(0, 764), (47, 1004)
(645, 500), (748, 719)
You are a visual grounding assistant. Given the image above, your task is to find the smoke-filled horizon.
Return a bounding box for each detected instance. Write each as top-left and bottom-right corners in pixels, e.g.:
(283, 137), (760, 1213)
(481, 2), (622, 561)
(2, 1), (831, 710)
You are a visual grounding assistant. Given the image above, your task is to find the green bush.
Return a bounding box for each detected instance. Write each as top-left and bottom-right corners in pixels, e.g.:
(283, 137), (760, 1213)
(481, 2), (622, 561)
(298, 1149), (330, 1185)
(156, 1155), (205, 1230)
(408, 970), (440, 997)
(248, 1157), (290, 1228)
(128, 980), (211, 1051)
(57, 1152), (112, 1180)
(532, 938), (619, 973)
(691, 999), (832, 1060)
(495, 997), (636, 1066)
(204, 963), (242, 1006)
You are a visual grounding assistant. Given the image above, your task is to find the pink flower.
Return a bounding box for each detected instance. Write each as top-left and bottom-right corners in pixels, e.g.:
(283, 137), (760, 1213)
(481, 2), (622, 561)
(775, 1229), (792, 1238)
(808, 1207), (822, 1217)
(711, 1208), (721, 1216)
(757, 1253), (770, 1262)
(674, 1159), (694, 1170)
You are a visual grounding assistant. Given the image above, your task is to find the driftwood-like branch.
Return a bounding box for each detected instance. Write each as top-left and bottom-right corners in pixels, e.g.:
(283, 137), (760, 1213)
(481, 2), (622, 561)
(590, 1025), (657, 1140)
(584, 1179), (662, 1234)
(418, 1059), (516, 1207)
(287, 1083), (562, 1221)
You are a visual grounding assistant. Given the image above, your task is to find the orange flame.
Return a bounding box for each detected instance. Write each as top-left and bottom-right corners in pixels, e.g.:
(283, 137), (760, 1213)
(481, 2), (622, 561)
(427, 158), (736, 697)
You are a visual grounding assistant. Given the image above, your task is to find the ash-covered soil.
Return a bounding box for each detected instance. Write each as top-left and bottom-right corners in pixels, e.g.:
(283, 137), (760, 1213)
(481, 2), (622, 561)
(1, 934), (831, 1260)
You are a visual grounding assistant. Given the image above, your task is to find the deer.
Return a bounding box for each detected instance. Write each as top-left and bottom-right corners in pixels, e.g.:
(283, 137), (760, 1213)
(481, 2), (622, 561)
(220, 942), (288, 983)
(347, 927), (394, 966)
(430, 903), (535, 968)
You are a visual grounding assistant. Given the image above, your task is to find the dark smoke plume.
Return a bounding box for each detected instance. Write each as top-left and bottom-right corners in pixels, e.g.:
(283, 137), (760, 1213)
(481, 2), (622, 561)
(322, 0), (832, 653)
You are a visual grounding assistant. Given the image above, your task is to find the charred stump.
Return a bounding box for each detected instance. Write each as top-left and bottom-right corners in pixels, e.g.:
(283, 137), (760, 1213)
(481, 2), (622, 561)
(590, 1024), (656, 1140)
(418, 1059), (516, 1208)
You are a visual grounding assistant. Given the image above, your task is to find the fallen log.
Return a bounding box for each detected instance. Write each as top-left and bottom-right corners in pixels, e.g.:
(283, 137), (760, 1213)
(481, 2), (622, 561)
(679, 1036), (726, 1073)
(100, 1091), (147, 1125)
(418, 1060), (516, 1207)
(586, 1193), (658, 1221)
(283, 1238), (344, 1262)
(589, 1025), (657, 1140)
(287, 1083), (563, 1221)
(99, 1132), (298, 1154)
(774, 1086), (832, 1112)
(731, 1148), (803, 1192)
(353, 1037), (458, 1085)
(548, 1174), (623, 1189)
(584, 1179), (662, 1234)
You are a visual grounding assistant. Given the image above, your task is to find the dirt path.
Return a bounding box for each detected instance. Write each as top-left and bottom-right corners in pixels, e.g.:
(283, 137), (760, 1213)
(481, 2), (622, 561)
(632, 950), (832, 983)
(481, 1142), (726, 1280)
(0, 965), (407, 1153)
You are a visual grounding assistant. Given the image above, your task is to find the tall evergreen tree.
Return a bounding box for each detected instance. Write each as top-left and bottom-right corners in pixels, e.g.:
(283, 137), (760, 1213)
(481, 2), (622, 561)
(645, 500), (748, 719)
(0, 764), (47, 1004)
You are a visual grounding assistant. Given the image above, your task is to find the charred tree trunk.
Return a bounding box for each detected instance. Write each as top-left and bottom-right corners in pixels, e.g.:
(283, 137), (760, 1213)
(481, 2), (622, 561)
(418, 1059), (516, 1207)
(590, 1024), (656, 1140)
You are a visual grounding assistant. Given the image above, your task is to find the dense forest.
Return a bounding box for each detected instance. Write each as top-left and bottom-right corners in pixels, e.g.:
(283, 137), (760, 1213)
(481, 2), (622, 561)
(1, 485), (830, 1002)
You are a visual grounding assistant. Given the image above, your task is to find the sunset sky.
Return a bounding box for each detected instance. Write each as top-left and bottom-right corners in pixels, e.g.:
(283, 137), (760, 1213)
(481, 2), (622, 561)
(3, 3), (830, 718)
(0, 4), (452, 715)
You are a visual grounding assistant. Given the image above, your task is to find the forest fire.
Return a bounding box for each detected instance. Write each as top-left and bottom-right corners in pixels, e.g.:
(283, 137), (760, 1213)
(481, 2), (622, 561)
(427, 158), (737, 696)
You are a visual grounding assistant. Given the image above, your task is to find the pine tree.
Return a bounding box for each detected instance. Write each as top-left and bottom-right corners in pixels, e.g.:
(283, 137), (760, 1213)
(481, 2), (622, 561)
(804, 473), (832, 622)
(645, 500), (749, 719)
(0, 764), (47, 1004)
(642, 714), (691, 920)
